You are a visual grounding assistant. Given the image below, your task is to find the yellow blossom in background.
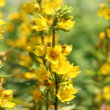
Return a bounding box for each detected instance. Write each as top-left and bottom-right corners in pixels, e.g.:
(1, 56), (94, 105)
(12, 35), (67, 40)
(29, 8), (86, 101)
(103, 86), (110, 100)
(46, 45), (62, 63)
(34, 64), (50, 80)
(99, 31), (105, 40)
(0, 0), (5, 7)
(8, 13), (20, 21)
(0, 20), (5, 26)
(0, 30), (4, 39)
(13, 36), (27, 48)
(99, 3), (106, 9)
(33, 16), (48, 31)
(57, 84), (77, 102)
(0, 90), (15, 108)
(100, 63), (110, 75)
(0, 14), (6, 39)
(43, 0), (63, 15)
(98, 4), (110, 20)
(106, 28), (110, 38)
(57, 19), (75, 31)
(19, 54), (32, 67)
(21, 2), (35, 14)
(18, 23), (31, 37)
(24, 72), (35, 80)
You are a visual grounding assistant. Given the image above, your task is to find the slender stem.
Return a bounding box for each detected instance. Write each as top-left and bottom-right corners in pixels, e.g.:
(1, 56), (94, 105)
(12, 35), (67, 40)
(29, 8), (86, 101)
(54, 73), (58, 110)
(52, 29), (58, 110)
(45, 89), (49, 110)
(46, 104), (48, 110)
(41, 32), (44, 44)
(37, 0), (42, 13)
(52, 29), (55, 47)
(46, 94), (48, 110)
(30, 102), (37, 110)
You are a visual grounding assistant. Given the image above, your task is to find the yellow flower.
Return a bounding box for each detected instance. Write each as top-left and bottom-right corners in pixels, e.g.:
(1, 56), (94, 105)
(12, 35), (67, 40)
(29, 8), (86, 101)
(106, 28), (110, 38)
(32, 16), (48, 31)
(51, 58), (80, 78)
(8, 13), (20, 21)
(103, 86), (110, 100)
(0, 90), (15, 108)
(34, 64), (50, 80)
(99, 3), (106, 8)
(19, 55), (32, 67)
(0, 0), (5, 7)
(0, 16), (6, 39)
(66, 66), (80, 79)
(62, 45), (73, 56)
(32, 89), (42, 102)
(99, 32), (105, 40)
(57, 19), (75, 31)
(18, 23), (31, 37)
(34, 45), (46, 56)
(100, 63), (110, 75)
(57, 84), (77, 102)
(0, 30), (4, 39)
(98, 7), (110, 20)
(46, 45), (62, 63)
(14, 36), (27, 48)
(21, 2), (35, 14)
(24, 72), (35, 79)
(43, 0), (63, 15)
(0, 20), (6, 25)
(51, 60), (73, 75)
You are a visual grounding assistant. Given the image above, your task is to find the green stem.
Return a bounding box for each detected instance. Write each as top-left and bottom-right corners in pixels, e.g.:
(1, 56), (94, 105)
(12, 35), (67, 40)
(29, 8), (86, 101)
(52, 29), (55, 47)
(41, 32), (44, 44)
(54, 73), (58, 110)
(46, 90), (49, 110)
(37, 0), (42, 13)
(52, 29), (58, 110)
(46, 102), (48, 110)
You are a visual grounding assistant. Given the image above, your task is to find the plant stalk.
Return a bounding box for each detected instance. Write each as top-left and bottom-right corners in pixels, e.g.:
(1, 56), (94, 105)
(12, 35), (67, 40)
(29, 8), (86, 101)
(52, 29), (58, 110)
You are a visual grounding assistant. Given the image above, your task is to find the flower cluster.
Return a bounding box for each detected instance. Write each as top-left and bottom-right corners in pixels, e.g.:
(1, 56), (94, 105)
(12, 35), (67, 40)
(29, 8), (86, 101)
(98, 0), (110, 20)
(0, 1), (15, 109)
(0, 0), (6, 39)
(0, 0), (5, 7)
(94, 0), (110, 109)
(31, 2), (80, 108)
(4, 0), (80, 109)
(0, 12), (6, 39)
(0, 78), (15, 108)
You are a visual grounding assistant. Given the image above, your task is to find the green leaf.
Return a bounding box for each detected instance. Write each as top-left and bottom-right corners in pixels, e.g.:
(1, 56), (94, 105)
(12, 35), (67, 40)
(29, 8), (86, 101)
(0, 107), (6, 110)
(0, 75), (13, 78)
